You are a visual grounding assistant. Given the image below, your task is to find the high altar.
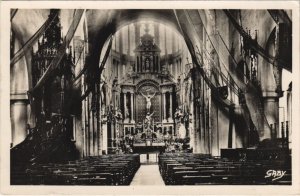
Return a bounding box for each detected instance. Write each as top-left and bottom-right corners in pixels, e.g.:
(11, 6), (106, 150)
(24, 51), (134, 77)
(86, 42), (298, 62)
(109, 24), (177, 152)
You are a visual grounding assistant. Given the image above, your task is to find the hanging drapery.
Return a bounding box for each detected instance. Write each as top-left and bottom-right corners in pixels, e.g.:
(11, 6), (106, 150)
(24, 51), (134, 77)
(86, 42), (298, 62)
(80, 35), (114, 101)
(268, 10), (292, 27)
(223, 10), (290, 72)
(173, 9), (232, 109)
(175, 9), (272, 141)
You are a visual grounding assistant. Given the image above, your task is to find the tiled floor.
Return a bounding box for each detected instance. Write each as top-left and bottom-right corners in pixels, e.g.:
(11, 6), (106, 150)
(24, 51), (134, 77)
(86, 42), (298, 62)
(130, 165), (165, 185)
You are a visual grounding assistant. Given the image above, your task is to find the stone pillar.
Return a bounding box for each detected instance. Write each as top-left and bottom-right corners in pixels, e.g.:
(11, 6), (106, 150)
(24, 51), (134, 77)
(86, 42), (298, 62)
(177, 33), (180, 51)
(11, 100), (28, 147)
(172, 31), (176, 54)
(136, 56), (139, 72)
(154, 23), (160, 46)
(134, 23), (141, 47)
(163, 92), (167, 122)
(260, 54), (281, 139)
(127, 25), (130, 56)
(26, 103), (36, 128)
(123, 93), (127, 120)
(89, 95), (94, 156)
(263, 96), (279, 138)
(134, 92), (137, 121)
(102, 122), (108, 154)
(158, 56), (161, 73)
(169, 92), (173, 121)
(189, 101), (195, 151)
(164, 26), (168, 56)
(81, 92), (86, 157)
(119, 29), (123, 54)
(131, 93), (134, 123)
(111, 120), (115, 149)
(84, 95), (89, 156)
(286, 84), (292, 136)
(151, 56), (154, 72)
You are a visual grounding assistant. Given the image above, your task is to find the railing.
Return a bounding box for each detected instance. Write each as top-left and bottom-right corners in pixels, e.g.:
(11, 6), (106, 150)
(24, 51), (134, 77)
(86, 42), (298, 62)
(269, 121), (290, 149)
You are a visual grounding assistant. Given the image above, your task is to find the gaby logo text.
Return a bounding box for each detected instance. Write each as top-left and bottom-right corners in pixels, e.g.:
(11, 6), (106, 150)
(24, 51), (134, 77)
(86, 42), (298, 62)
(264, 170), (286, 181)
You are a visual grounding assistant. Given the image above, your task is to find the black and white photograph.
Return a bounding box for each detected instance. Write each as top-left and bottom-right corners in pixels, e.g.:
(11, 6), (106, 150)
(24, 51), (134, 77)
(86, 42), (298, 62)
(1, 1), (300, 195)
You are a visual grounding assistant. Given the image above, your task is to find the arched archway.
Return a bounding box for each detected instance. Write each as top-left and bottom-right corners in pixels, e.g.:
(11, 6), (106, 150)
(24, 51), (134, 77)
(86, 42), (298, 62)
(85, 9), (184, 75)
(10, 8), (277, 156)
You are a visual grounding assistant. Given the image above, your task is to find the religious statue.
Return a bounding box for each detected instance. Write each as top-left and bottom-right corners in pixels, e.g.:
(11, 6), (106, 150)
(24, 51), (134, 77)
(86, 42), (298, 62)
(144, 112), (154, 126)
(175, 106), (184, 121)
(144, 112), (154, 139)
(114, 107), (123, 120)
(141, 91), (156, 112)
(124, 104), (130, 119)
(145, 58), (150, 71)
(178, 123), (187, 139)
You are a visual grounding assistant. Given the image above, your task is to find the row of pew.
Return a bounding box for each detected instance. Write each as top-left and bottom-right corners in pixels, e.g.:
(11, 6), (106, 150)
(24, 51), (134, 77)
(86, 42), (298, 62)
(158, 153), (291, 185)
(11, 154), (140, 185)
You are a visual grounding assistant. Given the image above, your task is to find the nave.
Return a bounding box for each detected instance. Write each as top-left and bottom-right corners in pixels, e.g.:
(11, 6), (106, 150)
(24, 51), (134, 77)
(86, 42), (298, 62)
(9, 8), (293, 186)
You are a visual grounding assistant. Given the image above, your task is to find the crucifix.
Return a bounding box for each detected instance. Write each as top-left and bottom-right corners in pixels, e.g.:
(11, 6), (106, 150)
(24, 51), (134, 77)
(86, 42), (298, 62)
(141, 91), (156, 112)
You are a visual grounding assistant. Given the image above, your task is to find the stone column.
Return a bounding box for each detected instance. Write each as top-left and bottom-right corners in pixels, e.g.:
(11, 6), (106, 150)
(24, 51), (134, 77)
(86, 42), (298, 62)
(84, 95), (89, 156)
(158, 56), (161, 73)
(111, 120), (115, 149)
(164, 26), (168, 56)
(11, 100), (28, 147)
(172, 31), (176, 54)
(286, 84), (292, 136)
(102, 121), (108, 154)
(136, 56), (139, 72)
(154, 23), (160, 46)
(88, 95), (94, 156)
(131, 93), (134, 123)
(134, 92), (137, 121)
(134, 23), (141, 47)
(81, 91), (86, 157)
(119, 29), (123, 54)
(127, 25), (130, 56)
(163, 92), (166, 121)
(263, 96), (279, 138)
(169, 92), (173, 121)
(259, 46), (281, 140)
(123, 93), (127, 120)
(151, 56), (154, 72)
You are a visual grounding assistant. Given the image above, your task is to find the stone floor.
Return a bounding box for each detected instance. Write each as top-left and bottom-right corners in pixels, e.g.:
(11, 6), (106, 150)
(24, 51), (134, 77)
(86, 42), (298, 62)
(130, 165), (165, 185)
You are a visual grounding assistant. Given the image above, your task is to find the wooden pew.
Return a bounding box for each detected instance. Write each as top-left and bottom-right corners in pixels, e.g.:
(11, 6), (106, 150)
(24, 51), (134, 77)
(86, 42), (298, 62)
(11, 154), (140, 185)
(158, 152), (291, 185)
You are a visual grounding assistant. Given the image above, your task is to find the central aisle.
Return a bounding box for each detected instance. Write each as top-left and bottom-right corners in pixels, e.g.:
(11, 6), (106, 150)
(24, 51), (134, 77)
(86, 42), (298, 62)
(130, 165), (165, 185)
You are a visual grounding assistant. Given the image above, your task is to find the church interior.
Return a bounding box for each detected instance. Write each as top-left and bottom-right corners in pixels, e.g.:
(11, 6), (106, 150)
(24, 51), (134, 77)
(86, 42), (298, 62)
(9, 9), (293, 185)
